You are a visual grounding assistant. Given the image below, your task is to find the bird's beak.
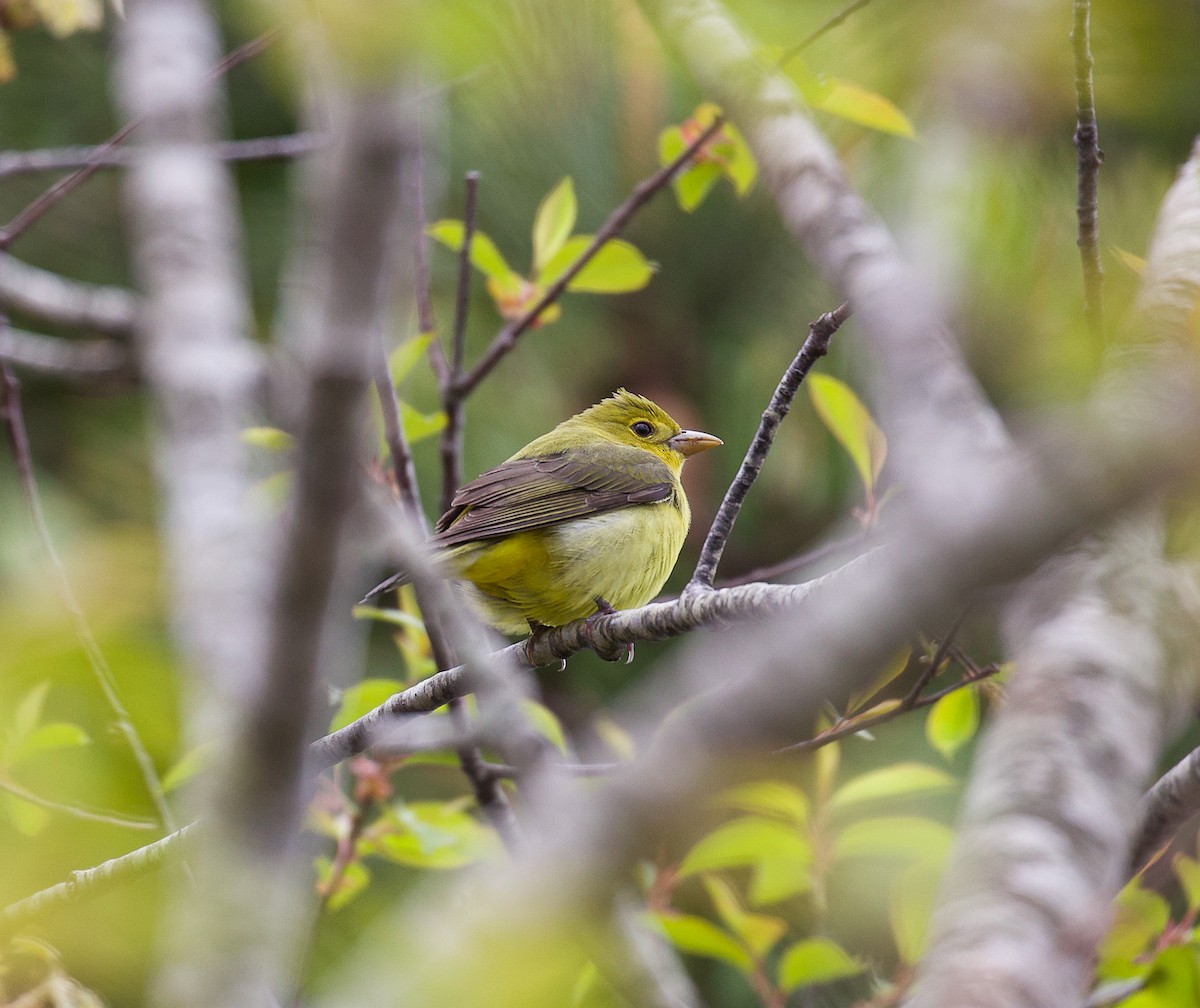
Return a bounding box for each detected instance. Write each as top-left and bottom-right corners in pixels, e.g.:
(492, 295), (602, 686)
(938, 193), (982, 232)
(668, 429), (723, 457)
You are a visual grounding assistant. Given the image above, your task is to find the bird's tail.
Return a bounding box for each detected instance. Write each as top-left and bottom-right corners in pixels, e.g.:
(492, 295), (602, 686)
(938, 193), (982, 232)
(359, 569), (411, 605)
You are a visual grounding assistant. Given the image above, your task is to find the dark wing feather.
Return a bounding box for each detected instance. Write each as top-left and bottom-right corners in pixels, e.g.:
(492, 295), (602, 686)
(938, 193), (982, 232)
(432, 447), (674, 548)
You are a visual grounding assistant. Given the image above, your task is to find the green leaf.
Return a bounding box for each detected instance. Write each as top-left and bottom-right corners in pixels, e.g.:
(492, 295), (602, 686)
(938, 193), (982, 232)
(808, 77), (915, 139)
(532, 177), (577, 273)
(1113, 247), (1146, 277)
(674, 163), (723, 213)
(777, 938), (862, 992)
(593, 717), (635, 761)
(241, 426), (294, 452)
(314, 855), (370, 912)
(388, 333), (434, 386)
(650, 913), (753, 973)
(427, 220), (515, 285)
(808, 372), (887, 500)
(329, 678), (405, 732)
(1125, 947), (1200, 1008)
(537, 236), (656, 293)
(370, 801), (501, 868)
(701, 875), (787, 958)
(161, 740), (217, 794)
(717, 781), (808, 825)
(679, 816), (812, 877)
(523, 700), (568, 753)
(399, 401), (447, 444)
(847, 650), (911, 714)
(712, 121), (757, 195)
(889, 859), (942, 963)
(8, 722), (90, 765)
(925, 686), (981, 761)
(833, 816), (953, 864)
(1098, 882), (1171, 968)
(13, 682), (49, 740)
(829, 763), (956, 813)
(1174, 854), (1200, 911)
(3, 791), (50, 836)
(748, 856), (815, 905)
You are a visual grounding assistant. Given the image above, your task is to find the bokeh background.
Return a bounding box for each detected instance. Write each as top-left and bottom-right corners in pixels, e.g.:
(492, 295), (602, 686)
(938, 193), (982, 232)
(2, 0), (1198, 1003)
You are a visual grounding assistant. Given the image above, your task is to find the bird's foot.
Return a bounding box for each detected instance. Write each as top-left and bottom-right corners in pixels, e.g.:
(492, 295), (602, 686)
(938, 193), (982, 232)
(584, 597), (634, 664)
(524, 620), (567, 672)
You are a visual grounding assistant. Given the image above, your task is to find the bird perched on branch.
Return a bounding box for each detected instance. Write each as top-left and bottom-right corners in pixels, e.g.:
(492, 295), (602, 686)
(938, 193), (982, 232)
(364, 389), (721, 651)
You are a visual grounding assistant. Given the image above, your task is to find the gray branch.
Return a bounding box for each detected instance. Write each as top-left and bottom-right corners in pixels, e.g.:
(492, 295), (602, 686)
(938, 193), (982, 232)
(0, 253), (139, 337)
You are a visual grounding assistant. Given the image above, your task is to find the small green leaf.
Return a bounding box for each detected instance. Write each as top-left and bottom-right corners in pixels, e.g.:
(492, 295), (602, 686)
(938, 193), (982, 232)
(329, 678), (405, 732)
(833, 816), (953, 864)
(808, 372), (887, 500)
(808, 77), (915, 139)
(399, 402), (447, 444)
(712, 122), (757, 195)
(538, 236), (656, 293)
(847, 650), (911, 714)
(13, 682), (49, 739)
(679, 816), (812, 877)
(674, 163), (723, 213)
(523, 700), (568, 753)
(370, 801), (501, 868)
(1174, 854), (1200, 911)
(593, 717), (635, 760)
(829, 763), (956, 812)
(8, 722), (90, 765)
(427, 220), (514, 284)
(1128, 947), (1200, 1007)
(748, 856), (815, 905)
(717, 781), (809, 825)
(701, 875), (787, 958)
(925, 686), (981, 761)
(388, 333), (434, 386)
(1098, 882), (1171, 968)
(889, 858), (942, 963)
(650, 912), (753, 973)
(314, 855), (370, 911)
(241, 426), (294, 452)
(3, 792), (50, 836)
(532, 177), (577, 273)
(777, 938), (862, 992)
(161, 741), (217, 794)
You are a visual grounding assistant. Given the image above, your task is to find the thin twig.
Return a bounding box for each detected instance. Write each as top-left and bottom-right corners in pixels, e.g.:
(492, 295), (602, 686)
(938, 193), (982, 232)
(0, 777), (157, 831)
(0, 133), (319, 179)
(0, 253), (139, 337)
(440, 171), (479, 513)
(1072, 0), (1104, 336)
(0, 823), (198, 934)
(453, 114), (727, 398)
(781, 660), (999, 754)
(481, 761), (621, 780)
(374, 344), (428, 534)
(690, 302), (852, 590)
(0, 351), (177, 832)
(898, 608), (969, 711)
(0, 325), (131, 381)
(411, 119), (449, 386)
(0, 30), (279, 250)
(777, 0), (875, 63)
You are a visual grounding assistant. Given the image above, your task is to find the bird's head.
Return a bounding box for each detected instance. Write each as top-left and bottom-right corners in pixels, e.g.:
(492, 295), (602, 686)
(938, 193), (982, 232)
(571, 388), (722, 470)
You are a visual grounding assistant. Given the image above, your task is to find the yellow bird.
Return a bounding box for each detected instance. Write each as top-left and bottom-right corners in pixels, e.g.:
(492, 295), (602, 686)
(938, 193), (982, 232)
(365, 389), (721, 638)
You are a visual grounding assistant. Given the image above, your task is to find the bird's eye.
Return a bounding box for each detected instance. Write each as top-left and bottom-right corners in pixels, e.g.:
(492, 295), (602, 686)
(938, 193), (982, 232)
(631, 420), (654, 438)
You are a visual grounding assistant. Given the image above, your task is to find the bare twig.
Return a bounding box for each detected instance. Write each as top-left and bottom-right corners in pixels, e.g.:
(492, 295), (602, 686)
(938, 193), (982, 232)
(777, 0), (875, 62)
(1072, 0), (1105, 337)
(0, 777), (157, 831)
(453, 114), (726, 398)
(0, 823), (198, 936)
(690, 302), (851, 590)
(0, 133), (318, 179)
(0, 30), (279, 250)
(0, 351), (176, 832)
(440, 171), (479, 513)
(714, 528), (870, 587)
(0, 324), (131, 380)
(0, 253), (139, 337)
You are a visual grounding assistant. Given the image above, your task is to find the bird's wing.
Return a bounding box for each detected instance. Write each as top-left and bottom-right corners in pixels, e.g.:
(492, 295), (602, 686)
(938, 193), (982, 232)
(432, 447), (675, 547)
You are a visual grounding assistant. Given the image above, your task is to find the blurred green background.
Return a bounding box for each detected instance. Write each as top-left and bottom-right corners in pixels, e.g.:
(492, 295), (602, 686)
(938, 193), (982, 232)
(2, 0), (1198, 1003)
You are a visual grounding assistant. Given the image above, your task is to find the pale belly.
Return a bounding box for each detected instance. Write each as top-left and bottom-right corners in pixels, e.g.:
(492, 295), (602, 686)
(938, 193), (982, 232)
(457, 500), (688, 635)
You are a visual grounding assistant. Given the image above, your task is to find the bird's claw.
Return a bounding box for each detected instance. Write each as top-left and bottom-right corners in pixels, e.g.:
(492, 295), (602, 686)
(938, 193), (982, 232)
(584, 598), (635, 664)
